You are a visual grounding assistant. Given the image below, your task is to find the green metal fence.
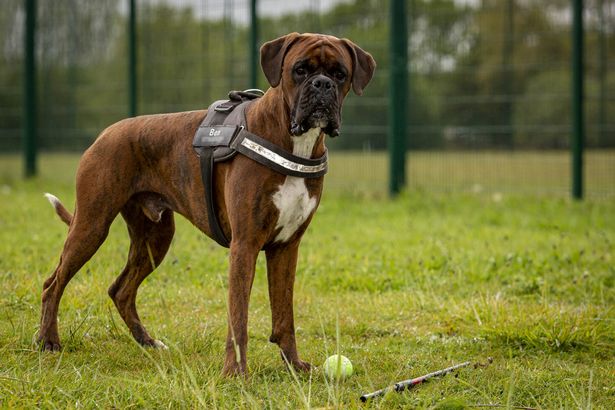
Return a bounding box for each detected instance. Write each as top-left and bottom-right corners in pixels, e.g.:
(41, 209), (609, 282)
(1, 0), (614, 197)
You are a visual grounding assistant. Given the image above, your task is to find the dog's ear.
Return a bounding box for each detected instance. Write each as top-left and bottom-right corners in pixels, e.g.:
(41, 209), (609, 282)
(342, 39), (376, 96)
(260, 32), (301, 88)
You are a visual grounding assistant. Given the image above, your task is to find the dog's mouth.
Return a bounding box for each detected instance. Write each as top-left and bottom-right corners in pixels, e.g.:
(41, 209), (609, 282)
(290, 90), (340, 137)
(290, 109), (339, 137)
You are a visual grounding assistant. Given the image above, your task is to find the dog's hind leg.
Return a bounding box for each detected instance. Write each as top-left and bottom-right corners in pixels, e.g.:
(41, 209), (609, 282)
(108, 196), (175, 348)
(39, 210), (115, 351)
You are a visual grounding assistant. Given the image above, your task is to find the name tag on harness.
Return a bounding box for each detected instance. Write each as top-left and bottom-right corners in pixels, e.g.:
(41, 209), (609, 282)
(193, 125), (240, 148)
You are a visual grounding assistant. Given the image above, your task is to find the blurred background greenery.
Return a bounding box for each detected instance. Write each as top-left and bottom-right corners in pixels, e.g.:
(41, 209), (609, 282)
(1, 0), (613, 195)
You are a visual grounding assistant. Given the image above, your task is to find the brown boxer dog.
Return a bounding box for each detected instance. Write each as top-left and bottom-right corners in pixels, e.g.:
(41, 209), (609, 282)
(39, 32), (375, 376)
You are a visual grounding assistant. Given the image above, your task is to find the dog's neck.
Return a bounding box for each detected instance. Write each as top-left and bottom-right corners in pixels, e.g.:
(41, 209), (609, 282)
(291, 128), (322, 159)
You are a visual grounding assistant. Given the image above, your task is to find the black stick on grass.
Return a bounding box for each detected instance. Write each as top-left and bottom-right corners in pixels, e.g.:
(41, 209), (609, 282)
(360, 361), (472, 402)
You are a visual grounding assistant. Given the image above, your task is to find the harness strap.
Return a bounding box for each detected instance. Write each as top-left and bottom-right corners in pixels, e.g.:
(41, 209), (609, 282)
(198, 149), (230, 248)
(193, 98), (256, 248)
(232, 129), (328, 178)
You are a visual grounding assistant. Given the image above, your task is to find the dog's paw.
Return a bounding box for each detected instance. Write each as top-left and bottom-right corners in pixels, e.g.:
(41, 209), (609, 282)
(140, 338), (168, 350)
(222, 362), (248, 378)
(291, 359), (313, 372)
(280, 352), (313, 372)
(222, 359), (248, 378)
(152, 339), (168, 350)
(38, 339), (62, 352)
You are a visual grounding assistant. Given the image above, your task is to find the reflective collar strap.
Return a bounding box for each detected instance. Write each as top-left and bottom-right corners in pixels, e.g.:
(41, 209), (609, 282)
(231, 128), (328, 178)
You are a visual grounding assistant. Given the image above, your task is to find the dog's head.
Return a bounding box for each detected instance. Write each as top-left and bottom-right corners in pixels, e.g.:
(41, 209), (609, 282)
(261, 33), (376, 137)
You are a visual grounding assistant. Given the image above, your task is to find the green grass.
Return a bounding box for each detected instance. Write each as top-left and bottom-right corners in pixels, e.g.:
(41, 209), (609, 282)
(0, 154), (614, 408)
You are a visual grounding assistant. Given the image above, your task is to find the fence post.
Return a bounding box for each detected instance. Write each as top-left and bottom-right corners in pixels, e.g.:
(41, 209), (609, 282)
(502, 0), (515, 148)
(128, 0), (137, 117)
(388, 0), (408, 196)
(249, 0), (259, 89)
(571, 0), (584, 199)
(598, 0), (607, 147)
(23, 0), (37, 177)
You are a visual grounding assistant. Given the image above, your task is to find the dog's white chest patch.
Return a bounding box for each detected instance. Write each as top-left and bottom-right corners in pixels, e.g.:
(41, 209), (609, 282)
(272, 128), (320, 243)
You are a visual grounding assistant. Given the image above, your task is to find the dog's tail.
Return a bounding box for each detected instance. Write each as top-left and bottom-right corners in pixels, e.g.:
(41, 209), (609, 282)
(44, 193), (73, 226)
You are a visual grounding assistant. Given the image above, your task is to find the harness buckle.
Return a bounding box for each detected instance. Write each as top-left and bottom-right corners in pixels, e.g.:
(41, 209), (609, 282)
(214, 102), (238, 113)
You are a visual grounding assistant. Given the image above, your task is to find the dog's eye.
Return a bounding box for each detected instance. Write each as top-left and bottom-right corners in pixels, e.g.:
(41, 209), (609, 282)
(334, 70), (346, 81)
(295, 67), (307, 76)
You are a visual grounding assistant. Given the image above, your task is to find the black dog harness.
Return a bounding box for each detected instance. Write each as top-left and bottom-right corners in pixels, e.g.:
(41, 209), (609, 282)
(192, 90), (328, 248)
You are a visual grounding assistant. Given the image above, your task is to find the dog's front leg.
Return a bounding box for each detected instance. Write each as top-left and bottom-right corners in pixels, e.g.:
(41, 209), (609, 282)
(222, 243), (258, 376)
(265, 242), (312, 372)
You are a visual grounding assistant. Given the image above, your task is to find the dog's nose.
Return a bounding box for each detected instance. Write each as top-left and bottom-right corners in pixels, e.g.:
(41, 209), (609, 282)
(310, 75), (334, 93)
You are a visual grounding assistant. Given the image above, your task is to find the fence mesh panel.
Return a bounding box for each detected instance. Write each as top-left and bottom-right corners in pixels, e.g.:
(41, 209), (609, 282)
(1, 0), (613, 196)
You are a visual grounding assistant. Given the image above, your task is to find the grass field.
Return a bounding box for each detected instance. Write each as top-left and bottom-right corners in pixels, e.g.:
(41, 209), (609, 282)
(0, 154), (614, 408)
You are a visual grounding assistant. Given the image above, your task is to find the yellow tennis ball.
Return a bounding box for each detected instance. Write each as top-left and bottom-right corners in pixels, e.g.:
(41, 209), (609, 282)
(323, 354), (353, 379)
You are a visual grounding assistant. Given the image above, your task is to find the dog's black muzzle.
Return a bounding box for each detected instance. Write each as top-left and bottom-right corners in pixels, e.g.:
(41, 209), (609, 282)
(290, 74), (341, 137)
(309, 74), (335, 97)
